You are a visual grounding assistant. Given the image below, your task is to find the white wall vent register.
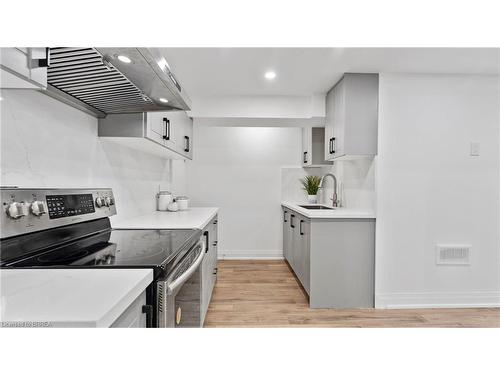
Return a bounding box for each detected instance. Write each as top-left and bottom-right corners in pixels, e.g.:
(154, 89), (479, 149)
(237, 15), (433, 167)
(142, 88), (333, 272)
(436, 245), (471, 265)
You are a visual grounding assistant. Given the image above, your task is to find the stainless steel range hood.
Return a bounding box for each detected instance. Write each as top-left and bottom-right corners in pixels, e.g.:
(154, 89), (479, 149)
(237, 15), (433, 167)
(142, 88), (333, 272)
(44, 48), (191, 118)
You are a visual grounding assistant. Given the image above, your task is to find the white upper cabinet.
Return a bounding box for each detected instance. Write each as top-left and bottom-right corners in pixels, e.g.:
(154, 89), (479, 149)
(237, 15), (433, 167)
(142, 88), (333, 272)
(324, 73), (379, 161)
(0, 48), (48, 89)
(98, 110), (193, 160)
(147, 111), (193, 159)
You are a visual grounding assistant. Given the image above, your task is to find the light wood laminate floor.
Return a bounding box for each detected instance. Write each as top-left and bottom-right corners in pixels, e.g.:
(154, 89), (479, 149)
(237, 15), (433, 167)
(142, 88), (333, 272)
(204, 260), (500, 327)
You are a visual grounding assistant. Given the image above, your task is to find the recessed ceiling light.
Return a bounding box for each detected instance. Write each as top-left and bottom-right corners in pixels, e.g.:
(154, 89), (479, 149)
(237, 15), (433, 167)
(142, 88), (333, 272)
(264, 71), (276, 80)
(117, 55), (132, 63)
(159, 98), (169, 103)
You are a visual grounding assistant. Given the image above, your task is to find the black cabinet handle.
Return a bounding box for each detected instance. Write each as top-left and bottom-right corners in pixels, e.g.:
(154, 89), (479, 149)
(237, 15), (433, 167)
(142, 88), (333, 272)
(142, 305), (153, 328)
(329, 138), (333, 154)
(203, 231), (209, 253)
(290, 214), (295, 228)
(184, 136), (190, 152)
(303, 151), (308, 164)
(283, 210), (288, 223)
(213, 220), (218, 225)
(162, 118), (170, 140)
(331, 137), (336, 154)
(213, 241), (218, 246)
(300, 220), (304, 235)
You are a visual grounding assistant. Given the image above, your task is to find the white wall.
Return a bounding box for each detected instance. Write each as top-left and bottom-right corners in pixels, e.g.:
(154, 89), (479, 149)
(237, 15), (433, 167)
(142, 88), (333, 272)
(0, 89), (188, 223)
(375, 74), (500, 308)
(186, 125), (302, 258)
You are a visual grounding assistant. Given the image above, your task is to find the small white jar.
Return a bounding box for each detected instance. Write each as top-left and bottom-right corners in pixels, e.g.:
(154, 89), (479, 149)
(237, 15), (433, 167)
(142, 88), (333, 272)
(176, 196), (190, 211)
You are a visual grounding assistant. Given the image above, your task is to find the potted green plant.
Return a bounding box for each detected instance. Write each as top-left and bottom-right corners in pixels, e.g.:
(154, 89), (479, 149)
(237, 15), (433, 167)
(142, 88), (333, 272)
(299, 175), (321, 203)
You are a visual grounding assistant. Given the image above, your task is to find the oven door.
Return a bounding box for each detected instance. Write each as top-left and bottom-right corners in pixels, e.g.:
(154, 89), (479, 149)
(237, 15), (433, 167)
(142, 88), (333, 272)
(156, 239), (205, 327)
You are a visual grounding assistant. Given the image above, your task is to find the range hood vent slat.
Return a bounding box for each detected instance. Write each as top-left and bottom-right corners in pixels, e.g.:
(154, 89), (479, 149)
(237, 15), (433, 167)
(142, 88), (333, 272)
(46, 47), (191, 118)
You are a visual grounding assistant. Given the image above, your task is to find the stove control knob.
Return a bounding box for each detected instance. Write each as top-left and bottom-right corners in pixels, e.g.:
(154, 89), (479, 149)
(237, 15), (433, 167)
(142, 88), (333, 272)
(95, 197), (104, 208)
(6, 202), (27, 219)
(104, 196), (111, 207)
(30, 201), (47, 216)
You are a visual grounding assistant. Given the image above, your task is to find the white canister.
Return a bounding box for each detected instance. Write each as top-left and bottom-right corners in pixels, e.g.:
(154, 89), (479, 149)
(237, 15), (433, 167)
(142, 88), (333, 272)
(176, 196), (190, 211)
(157, 191), (172, 211)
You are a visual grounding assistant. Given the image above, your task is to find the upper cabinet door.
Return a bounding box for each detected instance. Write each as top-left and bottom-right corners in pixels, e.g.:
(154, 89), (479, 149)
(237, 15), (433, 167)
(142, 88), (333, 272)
(147, 111), (193, 159)
(164, 111), (193, 159)
(302, 127), (312, 166)
(332, 77), (346, 157)
(145, 113), (168, 146)
(324, 86), (335, 161)
(325, 73), (378, 161)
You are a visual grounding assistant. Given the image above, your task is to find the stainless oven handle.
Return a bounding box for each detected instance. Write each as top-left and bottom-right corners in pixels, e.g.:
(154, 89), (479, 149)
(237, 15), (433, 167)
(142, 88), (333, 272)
(167, 240), (205, 295)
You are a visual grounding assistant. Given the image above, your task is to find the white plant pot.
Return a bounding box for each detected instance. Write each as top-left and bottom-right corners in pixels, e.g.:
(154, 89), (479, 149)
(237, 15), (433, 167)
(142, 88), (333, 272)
(307, 195), (318, 204)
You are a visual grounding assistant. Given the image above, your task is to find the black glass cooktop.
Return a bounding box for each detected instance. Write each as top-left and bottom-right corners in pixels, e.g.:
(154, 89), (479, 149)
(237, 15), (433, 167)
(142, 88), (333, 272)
(6, 228), (201, 278)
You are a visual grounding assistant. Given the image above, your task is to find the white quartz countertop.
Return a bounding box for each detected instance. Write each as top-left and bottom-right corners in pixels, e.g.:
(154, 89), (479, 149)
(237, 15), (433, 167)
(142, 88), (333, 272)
(281, 202), (376, 219)
(1, 269), (153, 328)
(112, 207), (219, 230)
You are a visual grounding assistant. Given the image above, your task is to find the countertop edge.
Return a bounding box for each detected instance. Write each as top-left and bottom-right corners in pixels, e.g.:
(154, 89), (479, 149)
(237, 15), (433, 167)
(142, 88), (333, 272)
(195, 208), (219, 229)
(96, 269), (153, 327)
(1, 269), (154, 328)
(281, 202), (376, 219)
(112, 207), (219, 230)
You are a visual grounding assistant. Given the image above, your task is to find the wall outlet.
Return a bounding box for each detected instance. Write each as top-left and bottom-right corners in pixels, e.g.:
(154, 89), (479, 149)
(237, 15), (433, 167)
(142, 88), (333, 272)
(470, 142), (480, 156)
(436, 245), (471, 265)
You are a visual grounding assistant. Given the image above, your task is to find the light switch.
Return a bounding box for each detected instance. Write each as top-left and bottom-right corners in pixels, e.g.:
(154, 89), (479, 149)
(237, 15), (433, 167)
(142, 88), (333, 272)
(470, 142), (480, 156)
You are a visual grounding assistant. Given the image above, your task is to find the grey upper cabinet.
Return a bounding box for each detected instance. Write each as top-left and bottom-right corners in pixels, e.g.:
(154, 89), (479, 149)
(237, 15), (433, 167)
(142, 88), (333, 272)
(0, 48), (48, 89)
(325, 73), (379, 161)
(201, 215), (218, 325)
(98, 110), (193, 160)
(302, 127), (332, 167)
(302, 128), (312, 166)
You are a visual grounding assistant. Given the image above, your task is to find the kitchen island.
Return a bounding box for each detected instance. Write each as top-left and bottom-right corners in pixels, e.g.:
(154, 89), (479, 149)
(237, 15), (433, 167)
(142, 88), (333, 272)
(282, 202), (375, 309)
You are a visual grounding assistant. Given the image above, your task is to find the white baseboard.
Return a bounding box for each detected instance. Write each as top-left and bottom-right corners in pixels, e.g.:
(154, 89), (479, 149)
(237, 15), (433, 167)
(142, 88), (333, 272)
(375, 291), (500, 309)
(218, 250), (284, 260)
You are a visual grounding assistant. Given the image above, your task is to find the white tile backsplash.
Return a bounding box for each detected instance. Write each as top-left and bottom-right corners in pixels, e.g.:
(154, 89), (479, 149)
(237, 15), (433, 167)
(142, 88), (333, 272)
(281, 157), (376, 210)
(0, 89), (187, 222)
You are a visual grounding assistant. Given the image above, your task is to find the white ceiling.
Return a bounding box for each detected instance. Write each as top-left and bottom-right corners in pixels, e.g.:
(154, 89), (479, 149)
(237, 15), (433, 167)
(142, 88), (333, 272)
(160, 48), (500, 96)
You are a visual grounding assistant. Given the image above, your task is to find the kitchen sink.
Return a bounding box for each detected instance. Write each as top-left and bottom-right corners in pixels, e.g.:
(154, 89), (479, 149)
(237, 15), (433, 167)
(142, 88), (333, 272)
(298, 205), (334, 210)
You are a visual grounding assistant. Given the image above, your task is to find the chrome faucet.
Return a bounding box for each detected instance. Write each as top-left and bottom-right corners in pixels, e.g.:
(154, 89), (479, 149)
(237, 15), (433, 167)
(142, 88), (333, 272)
(319, 173), (339, 207)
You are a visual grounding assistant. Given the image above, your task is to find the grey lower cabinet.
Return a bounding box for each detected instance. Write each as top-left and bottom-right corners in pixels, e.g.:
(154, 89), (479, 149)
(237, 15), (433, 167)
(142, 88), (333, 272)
(282, 206), (375, 308)
(284, 211), (311, 295)
(201, 215), (218, 324)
